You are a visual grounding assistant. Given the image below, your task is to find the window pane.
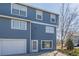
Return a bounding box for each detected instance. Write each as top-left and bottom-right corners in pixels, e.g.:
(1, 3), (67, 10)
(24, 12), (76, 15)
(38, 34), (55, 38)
(33, 41), (37, 50)
(50, 14), (56, 23)
(46, 26), (54, 33)
(20, 21), (27, 30)
(51, 18), (55, 22)
(42, 41), (52, 49)
(36, 10), (43, 20)
(12, 20), (20, 29)
(12, 9), (19, 15)
(37, 15), (42, 19)
(20, 10), (26, 16)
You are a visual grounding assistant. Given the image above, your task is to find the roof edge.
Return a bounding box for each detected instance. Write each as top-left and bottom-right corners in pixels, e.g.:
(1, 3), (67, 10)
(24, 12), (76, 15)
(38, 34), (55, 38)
(16, 3), (59, 16)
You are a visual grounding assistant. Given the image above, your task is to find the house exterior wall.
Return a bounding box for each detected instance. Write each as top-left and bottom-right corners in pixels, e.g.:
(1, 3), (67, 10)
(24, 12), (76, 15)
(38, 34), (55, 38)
(0, 3), (11, 16)
(31, 23), (56, 51)
(72, 36), (79, 46)
(0, 3), (59, 54)
(0, 3), (59, 25)
(0, 17), (31, 53)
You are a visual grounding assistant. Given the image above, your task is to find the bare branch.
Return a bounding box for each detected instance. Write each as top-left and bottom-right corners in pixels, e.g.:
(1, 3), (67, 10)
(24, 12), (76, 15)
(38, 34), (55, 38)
(59, 3), (79, 49)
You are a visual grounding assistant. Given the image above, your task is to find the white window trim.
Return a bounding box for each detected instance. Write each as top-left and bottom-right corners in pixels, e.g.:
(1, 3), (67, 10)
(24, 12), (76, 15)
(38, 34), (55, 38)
(11, 20), (14, 29)
(31, 40), (38, 52)
(50, 14), (56, 23)
(11, 3), (27, 17)
(45, 26), (54, 33)
(36, 10), (43, 20)
(11, 19), (27, 30)
(41, 40), (53, 50)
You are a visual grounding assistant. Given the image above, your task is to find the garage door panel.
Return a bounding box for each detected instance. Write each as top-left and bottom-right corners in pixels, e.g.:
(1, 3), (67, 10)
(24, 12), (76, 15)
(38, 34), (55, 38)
(0, 39), (27, 55)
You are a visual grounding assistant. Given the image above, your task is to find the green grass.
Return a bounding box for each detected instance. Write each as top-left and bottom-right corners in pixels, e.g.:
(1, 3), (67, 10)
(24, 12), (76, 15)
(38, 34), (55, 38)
(58, 48), (79, 56)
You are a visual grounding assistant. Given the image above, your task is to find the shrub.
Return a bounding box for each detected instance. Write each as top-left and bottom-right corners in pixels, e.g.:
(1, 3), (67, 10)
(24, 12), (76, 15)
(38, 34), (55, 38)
(65, 38), (74, 50)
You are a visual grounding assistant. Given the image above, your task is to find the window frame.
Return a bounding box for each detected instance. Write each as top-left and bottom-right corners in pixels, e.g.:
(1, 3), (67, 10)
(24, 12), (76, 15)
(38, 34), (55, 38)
(36, 10), (43, 20)
(45, 26), (54, 33)
(41, 40), (53, 50)
(50, 14), (56, 23)
(11, 19), (27, 30)
(31, 40), (38, 52)
(11, 3), (27, 17)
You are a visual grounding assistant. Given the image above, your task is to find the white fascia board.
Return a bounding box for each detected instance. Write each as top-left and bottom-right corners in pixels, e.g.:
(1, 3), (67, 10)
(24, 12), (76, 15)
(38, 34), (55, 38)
(0, 15), (30, 22)
(31, 21), (58, 27)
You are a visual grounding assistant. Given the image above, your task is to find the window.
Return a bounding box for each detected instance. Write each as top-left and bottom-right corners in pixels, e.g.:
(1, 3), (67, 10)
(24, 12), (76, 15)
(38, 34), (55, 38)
(32, 40), (38, 52)
(11, 4), (27, 17)
(41, 40), (53, 49)
(12, 9), (19, 15)
(11, 20), (20, 29)
(11, 20), (27, 30)
(20, 10), (26, 16)
(50, 14), (56, 23)
(36, 10), (43, 20)
(46, 26), (54, 33)
(20, 21), (27, 30)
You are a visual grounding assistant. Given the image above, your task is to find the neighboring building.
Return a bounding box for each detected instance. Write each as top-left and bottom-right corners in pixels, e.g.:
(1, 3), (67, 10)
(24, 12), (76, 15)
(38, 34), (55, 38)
(0, 3), (59, 55)
(72, 33), (79, 47)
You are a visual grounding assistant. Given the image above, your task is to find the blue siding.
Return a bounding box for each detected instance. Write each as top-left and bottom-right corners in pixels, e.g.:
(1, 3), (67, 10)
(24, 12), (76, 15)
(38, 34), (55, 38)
(31, 23), (56, 51)
(0, 3), (11, 16)
(0, 17), (31, 53)
(0, 3), (59, 25)
(0, 17), (30, 39)
(31, 23), (56, 40)
(27, 6), (58, 25)
(0, 3), (59, 54)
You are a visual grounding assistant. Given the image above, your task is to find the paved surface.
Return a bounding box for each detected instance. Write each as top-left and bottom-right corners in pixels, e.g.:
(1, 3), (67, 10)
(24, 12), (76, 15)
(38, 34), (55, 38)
(29, 51), (66, 56)
(9, 51), (66, 56)
(55, 52), (67, 56)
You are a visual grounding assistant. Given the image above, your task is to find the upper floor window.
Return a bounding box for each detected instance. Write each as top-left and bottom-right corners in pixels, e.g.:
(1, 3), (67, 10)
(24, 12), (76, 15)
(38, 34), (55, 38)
(11, 4), (27, 17)
(36, 10), (43, 20)
(45, 26), (54, 33)
(11, 20), (27, 30)
(50, 14), (56, 23)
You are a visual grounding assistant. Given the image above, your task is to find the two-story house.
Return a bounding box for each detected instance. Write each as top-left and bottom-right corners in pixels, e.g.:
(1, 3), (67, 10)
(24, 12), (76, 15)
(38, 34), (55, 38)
(0, 3), (59, 55)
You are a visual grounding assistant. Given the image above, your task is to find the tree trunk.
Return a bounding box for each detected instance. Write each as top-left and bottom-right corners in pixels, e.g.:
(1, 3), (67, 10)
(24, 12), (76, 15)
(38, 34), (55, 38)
(61, 39), (63, 49)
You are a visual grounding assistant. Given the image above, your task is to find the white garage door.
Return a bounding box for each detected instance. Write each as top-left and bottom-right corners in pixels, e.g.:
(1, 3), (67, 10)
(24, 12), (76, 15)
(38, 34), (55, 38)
(0, 39), (27, 55)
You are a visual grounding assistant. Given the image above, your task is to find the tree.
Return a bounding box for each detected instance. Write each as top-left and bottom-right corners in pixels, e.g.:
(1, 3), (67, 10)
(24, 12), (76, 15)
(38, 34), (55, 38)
(65, 36), (74, 50)
(59, 3), (79, 49)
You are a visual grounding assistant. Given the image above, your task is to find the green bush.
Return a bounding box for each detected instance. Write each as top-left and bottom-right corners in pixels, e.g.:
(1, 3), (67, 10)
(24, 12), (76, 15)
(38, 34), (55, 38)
(65, 38), (74, 50)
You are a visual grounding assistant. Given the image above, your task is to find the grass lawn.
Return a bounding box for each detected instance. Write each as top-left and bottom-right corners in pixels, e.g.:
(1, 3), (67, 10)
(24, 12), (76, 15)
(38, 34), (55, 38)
(58, 48), (79, 56)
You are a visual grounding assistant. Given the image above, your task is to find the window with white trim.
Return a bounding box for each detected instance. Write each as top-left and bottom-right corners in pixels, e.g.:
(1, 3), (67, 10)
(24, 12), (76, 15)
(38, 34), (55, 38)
(11, 4), (27, 17)
(46, 26), (54, 33)
(36, 10), (43, 20)
(11, 20), (27, 30)
(41, 40), (52, 49)
(50, 14), (56, 23)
